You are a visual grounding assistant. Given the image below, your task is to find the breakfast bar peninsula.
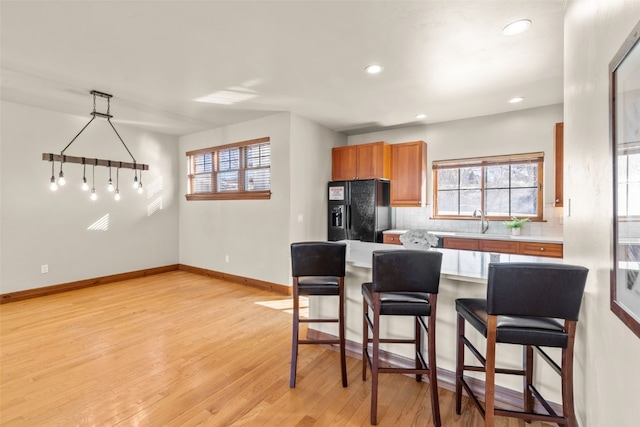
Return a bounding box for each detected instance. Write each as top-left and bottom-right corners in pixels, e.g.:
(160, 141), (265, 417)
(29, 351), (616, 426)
(307, 240), (565, 405)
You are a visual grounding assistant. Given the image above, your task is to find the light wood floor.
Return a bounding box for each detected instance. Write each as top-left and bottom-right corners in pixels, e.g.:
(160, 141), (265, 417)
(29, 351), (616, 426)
(0, 271), (551, 426)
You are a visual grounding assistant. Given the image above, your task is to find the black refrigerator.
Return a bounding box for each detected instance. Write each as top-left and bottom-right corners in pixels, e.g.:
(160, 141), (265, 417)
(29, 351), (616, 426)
(327, 179), (391, 243)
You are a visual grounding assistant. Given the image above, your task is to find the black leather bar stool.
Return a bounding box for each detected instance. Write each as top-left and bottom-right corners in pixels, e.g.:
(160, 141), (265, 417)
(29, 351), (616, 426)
(362, 249), (443, 426)
(290, 241), (347, 388)
(455, 262), (589, 427)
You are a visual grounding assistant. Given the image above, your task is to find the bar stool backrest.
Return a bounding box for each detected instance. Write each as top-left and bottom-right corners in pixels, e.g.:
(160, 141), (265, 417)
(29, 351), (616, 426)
(486, 262), (589, 320)
(372, 250), (443, 294)
(291, 242), (347, 278)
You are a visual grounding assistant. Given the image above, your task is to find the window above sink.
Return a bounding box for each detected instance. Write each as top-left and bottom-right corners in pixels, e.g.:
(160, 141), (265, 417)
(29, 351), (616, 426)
(432, 152), (543, 221)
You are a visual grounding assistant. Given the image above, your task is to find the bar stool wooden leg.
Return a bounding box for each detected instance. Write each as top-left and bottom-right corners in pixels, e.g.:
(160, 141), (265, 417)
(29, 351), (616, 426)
(290, 280), (300, 388)
(563, 321), (578, 427)
(415, 316), (422, 382)
(362, 297), (369, 381)
(428, 301), (441, 427)
(524, 344), (534, 419)
(455, 313), (465, 415)
(371, 301), (380, 425)
(339, 279), (347, 387)
(371, 297), (381, 425)
(485, 315), (497, 427)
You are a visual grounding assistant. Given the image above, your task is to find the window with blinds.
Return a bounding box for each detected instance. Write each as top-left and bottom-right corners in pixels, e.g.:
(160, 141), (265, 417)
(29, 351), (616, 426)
(186, 137), (271, 201)
(432, 152), (543, 220)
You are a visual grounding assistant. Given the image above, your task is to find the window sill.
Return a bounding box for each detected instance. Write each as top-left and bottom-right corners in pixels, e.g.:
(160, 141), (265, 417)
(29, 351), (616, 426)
(186, 191), (271, 201)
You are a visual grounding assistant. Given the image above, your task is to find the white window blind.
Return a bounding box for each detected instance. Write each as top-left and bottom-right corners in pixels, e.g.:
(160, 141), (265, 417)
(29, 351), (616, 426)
(186, 137), (271, 201)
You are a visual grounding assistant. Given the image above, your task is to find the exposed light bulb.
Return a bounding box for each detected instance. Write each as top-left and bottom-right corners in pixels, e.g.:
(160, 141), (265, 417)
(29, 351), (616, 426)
(114, 189), (121, 201)
(58, 171), (66, 186)
(90, 188), (97, 201)
(107, 179), (114, 192)
(138, 182), (143, 194)
(132, 174), (138, 189)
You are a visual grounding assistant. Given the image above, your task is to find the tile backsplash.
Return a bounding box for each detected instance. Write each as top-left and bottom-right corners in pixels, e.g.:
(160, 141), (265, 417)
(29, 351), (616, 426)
(392, 204), (563, 238)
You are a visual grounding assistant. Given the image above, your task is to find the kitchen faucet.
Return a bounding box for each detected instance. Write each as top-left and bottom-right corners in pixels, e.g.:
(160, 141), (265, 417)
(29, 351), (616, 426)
(472, 209), (489, 234)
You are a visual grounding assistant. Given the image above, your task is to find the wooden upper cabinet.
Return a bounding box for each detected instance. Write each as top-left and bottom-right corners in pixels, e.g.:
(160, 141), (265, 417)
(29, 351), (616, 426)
(332, 146), (358, 181)
(390, 141), (427, 207)
(331, 141), (390, 181)
(554, 122), (564, 207)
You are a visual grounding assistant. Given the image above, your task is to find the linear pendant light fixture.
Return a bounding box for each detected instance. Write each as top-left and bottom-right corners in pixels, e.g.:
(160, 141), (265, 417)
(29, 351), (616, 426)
(43, 90), (149, 201)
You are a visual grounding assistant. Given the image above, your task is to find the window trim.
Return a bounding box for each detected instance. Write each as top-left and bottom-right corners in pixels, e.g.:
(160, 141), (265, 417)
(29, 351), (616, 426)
(185, 136), (271, 201)
(432, 152), (544, 221)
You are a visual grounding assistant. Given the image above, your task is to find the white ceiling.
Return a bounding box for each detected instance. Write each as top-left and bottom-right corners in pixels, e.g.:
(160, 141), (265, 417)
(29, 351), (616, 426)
(0, 1), (565, 137)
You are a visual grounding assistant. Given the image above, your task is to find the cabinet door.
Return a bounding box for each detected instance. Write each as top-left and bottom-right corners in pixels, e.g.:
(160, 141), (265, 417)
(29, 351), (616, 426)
(383, 234), (402, 245)
(390, 141), (427, 207)
(332, 146), (358, 181)
(443, 237), (479, 251)
(480, 239), (519, 254)
(554, 122), (564, 207)
(519, 242), (563, 258)
(357, 141), (390, 179)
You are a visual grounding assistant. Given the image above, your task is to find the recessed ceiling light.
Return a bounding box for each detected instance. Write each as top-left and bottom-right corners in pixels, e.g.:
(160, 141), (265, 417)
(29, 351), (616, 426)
(416, 114), (427, 120)
(509, 97), (525, 103)
(502, 19), (531, 36)
(365, 64), (383, 74)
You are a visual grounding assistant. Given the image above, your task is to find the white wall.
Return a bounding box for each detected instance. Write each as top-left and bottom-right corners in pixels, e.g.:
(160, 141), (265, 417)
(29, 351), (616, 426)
(0, 101), (179, 293)
(565, 1), (640, 426)
(289, 114), (347, 243)
(348, 104), (564, 236)
(178, 112), (345, 287)
(178, 113), (291, 286)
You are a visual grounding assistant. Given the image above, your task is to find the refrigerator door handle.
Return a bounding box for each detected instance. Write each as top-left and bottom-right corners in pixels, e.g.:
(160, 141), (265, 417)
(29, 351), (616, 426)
(346, 204), (352, 240)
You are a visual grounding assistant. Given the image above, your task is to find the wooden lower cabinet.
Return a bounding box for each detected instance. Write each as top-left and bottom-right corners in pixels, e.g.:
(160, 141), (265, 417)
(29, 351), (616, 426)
(443, 238), (480, 251)
(479, 239), (519, 254)
(442, 237), (563, 258)
(519, 242), (563, 258)
(383, 234), (402, 245)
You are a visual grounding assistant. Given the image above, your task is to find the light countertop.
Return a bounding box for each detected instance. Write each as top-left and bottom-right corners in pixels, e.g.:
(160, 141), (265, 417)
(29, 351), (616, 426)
(382, 229), (563, 244)
(343, 240), (562, 283)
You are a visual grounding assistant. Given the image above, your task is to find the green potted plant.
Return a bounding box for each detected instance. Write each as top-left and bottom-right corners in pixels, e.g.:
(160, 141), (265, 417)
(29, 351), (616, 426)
(503, 216), (530, 236)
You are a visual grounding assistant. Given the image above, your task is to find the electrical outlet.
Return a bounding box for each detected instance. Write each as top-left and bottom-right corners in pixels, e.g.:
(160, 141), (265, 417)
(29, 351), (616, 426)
(41, 264), (48, 274)
(225, 255), (229, 263)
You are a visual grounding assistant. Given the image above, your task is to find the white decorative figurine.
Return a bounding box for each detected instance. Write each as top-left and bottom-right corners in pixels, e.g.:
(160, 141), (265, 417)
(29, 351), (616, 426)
(399, 229), (439, 250)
